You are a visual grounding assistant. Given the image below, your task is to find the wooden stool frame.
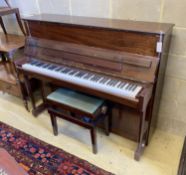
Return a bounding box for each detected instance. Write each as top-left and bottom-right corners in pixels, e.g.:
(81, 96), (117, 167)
(46, 97), (111, 154)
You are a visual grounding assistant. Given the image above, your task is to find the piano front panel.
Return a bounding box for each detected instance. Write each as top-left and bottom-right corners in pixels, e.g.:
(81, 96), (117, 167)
(26, 21), (159, 57)
(112, 105), (140, 141)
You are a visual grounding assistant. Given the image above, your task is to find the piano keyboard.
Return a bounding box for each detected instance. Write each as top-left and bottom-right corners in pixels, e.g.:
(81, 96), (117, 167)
(22, 59), (142, 99)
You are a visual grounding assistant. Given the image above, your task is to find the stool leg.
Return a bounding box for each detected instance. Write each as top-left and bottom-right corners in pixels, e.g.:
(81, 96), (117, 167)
(104, 116), (110, 136)
(50, 114), (58, 136)
(90, 127), (97, 154)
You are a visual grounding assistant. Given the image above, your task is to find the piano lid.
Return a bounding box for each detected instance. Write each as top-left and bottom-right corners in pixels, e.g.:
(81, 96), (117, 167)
(23, 14), (174, 35)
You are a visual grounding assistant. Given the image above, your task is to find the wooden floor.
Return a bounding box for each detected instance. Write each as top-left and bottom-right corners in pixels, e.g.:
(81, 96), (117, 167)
(0, 92), (184, 175)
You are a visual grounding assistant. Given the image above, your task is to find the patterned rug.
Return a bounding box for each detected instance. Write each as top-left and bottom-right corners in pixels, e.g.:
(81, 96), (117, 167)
(0, 121), (113, 175)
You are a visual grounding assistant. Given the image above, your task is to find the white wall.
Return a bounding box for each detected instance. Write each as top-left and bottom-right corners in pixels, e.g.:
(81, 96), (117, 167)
(10, 0), (40, 15)
(38, 0), (70, 15)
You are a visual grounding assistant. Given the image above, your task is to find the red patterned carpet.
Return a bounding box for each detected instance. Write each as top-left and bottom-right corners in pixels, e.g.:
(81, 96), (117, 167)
(0, 121), (113, 175)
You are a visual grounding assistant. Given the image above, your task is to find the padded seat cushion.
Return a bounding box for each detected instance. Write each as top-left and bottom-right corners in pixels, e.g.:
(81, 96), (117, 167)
(47, 88), (104, 114)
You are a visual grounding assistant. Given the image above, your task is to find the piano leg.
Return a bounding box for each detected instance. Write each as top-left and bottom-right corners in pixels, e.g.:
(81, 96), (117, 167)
(40, 81), (46, 103)
(134, 110), (148, 161)
(32, 103), (46, 117)
(24, 75), (37, 114)
(144, 97), (154, 146)
(32, 81), (46, 116)
(23, 75), (46, 116)
(15, 67), (29, 112)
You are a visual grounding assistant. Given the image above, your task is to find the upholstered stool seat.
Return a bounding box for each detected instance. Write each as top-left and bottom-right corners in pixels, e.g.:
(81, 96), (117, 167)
(46, 88), (111, 154)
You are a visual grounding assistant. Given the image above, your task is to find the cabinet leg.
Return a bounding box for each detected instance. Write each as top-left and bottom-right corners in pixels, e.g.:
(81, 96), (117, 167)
(15, 10), (26, 36)
(0, 17), (7, 34)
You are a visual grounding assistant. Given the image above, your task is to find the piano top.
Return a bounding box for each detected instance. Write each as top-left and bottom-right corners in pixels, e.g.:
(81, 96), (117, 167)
(23, 14), (174, 35)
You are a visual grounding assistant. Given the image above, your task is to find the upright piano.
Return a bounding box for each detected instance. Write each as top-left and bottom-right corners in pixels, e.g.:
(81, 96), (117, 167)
(15, 14), (174, 160)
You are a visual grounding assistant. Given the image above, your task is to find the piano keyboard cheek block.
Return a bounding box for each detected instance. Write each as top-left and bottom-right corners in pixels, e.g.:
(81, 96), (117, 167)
(17, 14), (174, 160)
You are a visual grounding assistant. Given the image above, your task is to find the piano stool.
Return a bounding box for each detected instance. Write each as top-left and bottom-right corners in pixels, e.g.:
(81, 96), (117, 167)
(46, 88), (111, 154)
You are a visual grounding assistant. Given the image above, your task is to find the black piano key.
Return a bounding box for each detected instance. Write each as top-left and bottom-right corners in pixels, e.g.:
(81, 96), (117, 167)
(110, 80), (118, 86)
(48, 65), (57, 70)
(117, 82), (123, 88)
(96, 75), (102, 79)
(41, 63), (47, 68)
(92, 76), (102, 82)
(52, 65), (58, 70)
(90, 75), (100, 81)
(68, 70), (78, 75)
(98, 77), (105, 83)
(109, 80), (116, 86)
(118, 82), (124, 88)
(61, 68), (71, 73)
(112, 80), (119, 86)
(131, 85), (138, 91)
(33, 61), (41, 66)
(55, 67), (64, 72)
(100, 77), (109, 84)
(106, 80), (112, 85)
(129, 84), (134, 90)
(61, 68), (67, 73)
(129, 84), (135, 91)
(115, 81), (121, 88)
(36, 62), (44, 67)
(65, 69), (72, 74)
(90, 75), (96, 80)
(30, 60), (38, 65)
(35, 61), (41, 65)
(127, 84), (132, 90)
(43, 64), (50, 68)
(53, 66), (60, 71)
(83, 73), (93, 79)
(120, 83), (126, 89)
(125, 84), (131, 90)
(97, 77), (105, 84)
(106, 80), (113, 86)
(112, 80), (118, 84)
(75, 71), (86, 78)
(103, 78), (109, 83)
(94, 77), (102, 82)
